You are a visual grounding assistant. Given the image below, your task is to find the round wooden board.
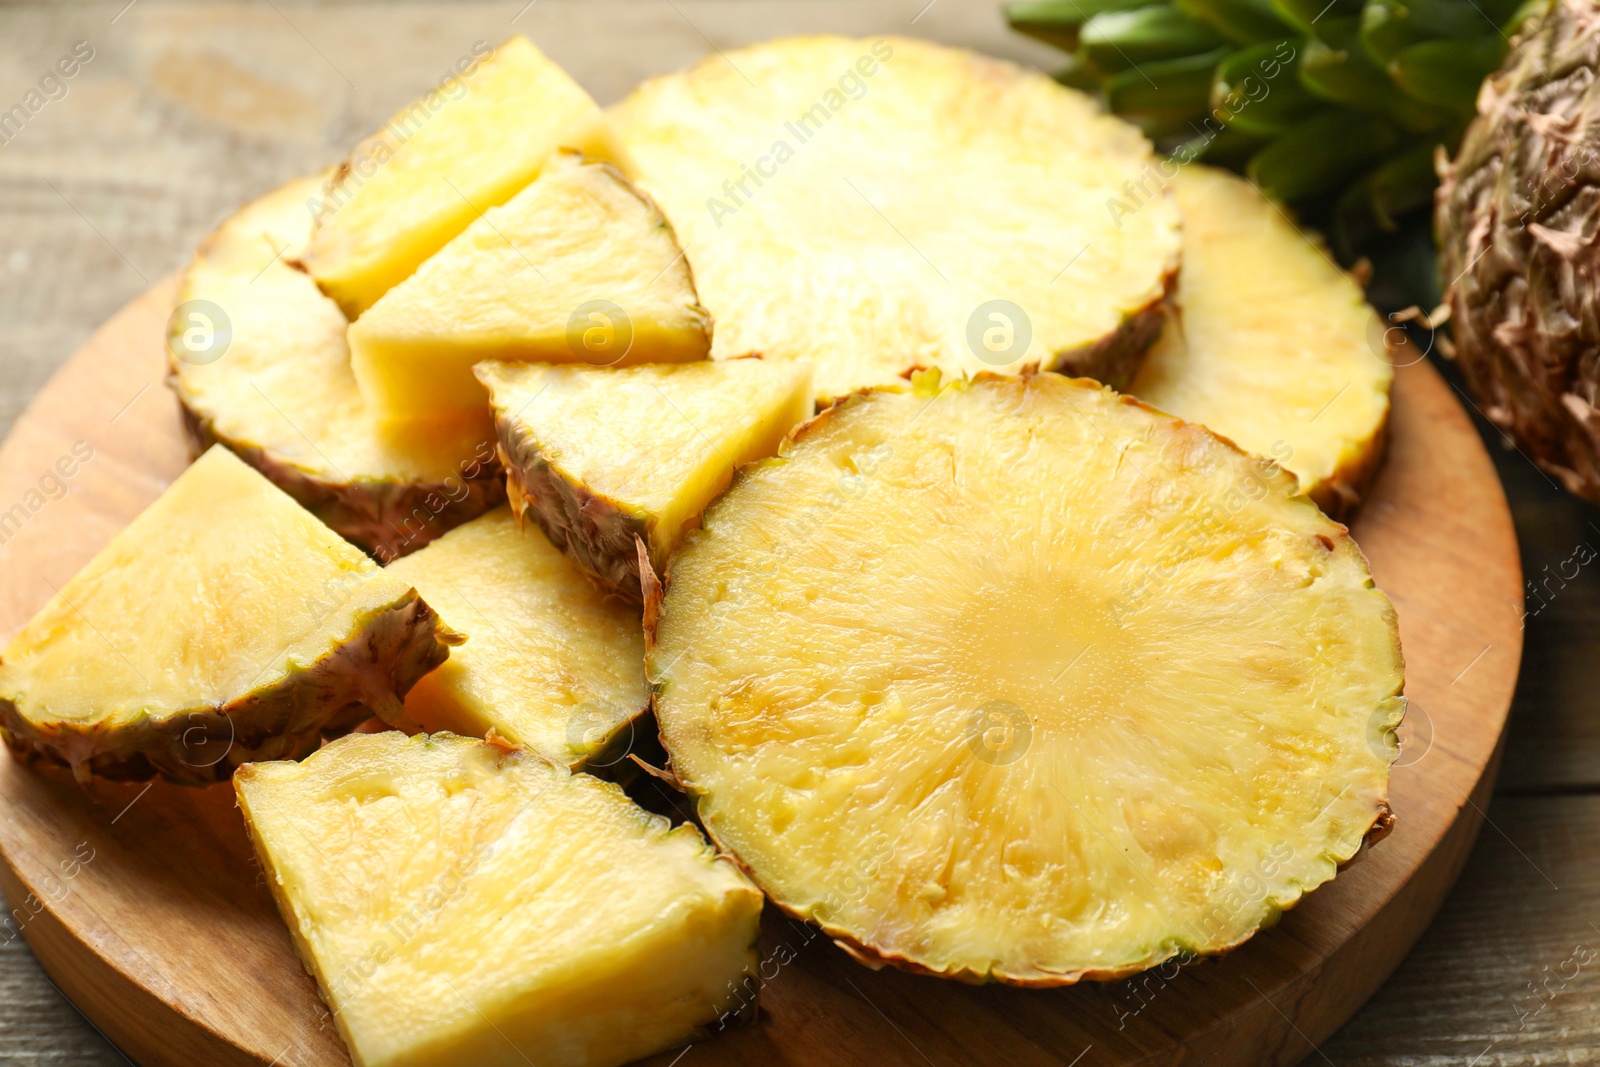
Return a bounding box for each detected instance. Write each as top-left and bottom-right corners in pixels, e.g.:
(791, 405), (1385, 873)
(0, 280), (1523, 1067)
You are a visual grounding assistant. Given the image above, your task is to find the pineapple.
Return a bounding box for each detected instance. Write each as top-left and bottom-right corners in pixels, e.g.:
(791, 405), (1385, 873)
(0, 447), (458, 785)
(1437, 0), (1600, 503)
(235, 730), (763, 1067)
(1129, 166), (1392, 517)
(169, 174), (503, 561)
(384, 508), (648, 766)
(477, 358), (814, 600)
(608, 36), (1182, 403)
(349, 152), (711, 422)
(650, 372), (1403, 985)
(298, 35), (628, 318)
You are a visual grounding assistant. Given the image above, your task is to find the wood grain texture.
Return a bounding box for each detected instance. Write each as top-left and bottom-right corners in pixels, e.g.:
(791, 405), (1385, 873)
(0, 270), (1521, 1066)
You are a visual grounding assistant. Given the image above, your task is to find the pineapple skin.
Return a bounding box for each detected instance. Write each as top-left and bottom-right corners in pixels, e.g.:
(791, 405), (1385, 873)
(176, 403), (504, 563)
(0, 591), (458, 786)
(499, 428), (653, 602)
(1437, 0), (1600, 504)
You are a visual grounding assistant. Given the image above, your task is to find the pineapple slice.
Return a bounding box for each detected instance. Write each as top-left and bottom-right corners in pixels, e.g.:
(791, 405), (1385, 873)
(170, 174), (502, 561)
(0, 447), (457, 785)
(650, 372), (1404, 985)
(349, 152), (711, 422)
(385, 507), (648, 765)
(1129, 167), (1393, 518)
(608, 36), (1182, 403)
(299, 35), (627, 318)
(236, 730), (763, 1067)
(478, 358), (813, 599)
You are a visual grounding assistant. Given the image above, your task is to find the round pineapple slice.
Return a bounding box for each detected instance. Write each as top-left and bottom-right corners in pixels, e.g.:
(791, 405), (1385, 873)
(169, 175), (503, 561)
(1129, 167), (1393, 519)
(609, 36), (1181, 402)
(650, 372), (1404, 986)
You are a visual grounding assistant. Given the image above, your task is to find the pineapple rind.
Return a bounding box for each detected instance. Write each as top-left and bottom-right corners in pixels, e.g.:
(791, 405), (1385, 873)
(650, 373), (1404, 986)
(0, 449), (459, 785)
(384, 507), (649, 765)
(1129, 166), (1393, 520)
(483, 358), (814, 601)
(236, 731), (763, 1067)
(168, 174), (503, 560)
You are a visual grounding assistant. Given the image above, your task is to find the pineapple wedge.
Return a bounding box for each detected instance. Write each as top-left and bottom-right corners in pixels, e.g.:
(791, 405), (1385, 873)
(236, 730), (763, 1067)
(299, 35), (627, 318)
(609, 36), (1182, 402)
(1129, 167), (1393, 518)
(385, 507), (648, 765)
(170, 174), (502, 561)
(478, 358), (813, 599)
(0, 447), (457, 785)
(349, 151), (712, 422)
(650, 372), (1404, 985)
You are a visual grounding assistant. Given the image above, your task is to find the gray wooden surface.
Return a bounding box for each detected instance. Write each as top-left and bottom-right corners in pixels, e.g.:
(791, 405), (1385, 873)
(0, 1), (1597, 1063)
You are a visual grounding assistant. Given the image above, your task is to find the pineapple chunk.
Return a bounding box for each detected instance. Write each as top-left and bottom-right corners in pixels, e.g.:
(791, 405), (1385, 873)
(236, 731), (763, 1067)
(299, 35), (627, 318)
(1129, 167), (1393, 518)
(385, 508), (648, 765)
(651, 372), (1404, 985)
(0, 447), (457, 785)
(609, 36), (1182, 402)
(349, 152), (711, 422)
(478, 358), (813, 599)
(170, 174), (502, 560)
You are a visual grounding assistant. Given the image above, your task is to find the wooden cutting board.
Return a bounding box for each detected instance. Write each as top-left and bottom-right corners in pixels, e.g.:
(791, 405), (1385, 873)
(0, 280), (1523, 1067)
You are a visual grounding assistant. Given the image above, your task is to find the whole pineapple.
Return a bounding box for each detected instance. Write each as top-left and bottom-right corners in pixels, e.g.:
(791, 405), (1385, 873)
(1008, 0), (1543, 245)
(1437, 0), (1600, 502)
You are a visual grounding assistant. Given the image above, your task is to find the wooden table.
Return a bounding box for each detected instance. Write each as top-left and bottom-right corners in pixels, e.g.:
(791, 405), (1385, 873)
(0, 2), (1596, 1063)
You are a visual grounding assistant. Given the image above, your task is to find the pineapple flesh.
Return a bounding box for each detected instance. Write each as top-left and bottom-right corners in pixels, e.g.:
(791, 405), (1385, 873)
(478, 358), (814, 599)
(650, 372), (1404, 985)
(236, 730), (763, 1067)
(385, 507), (648, 766)
(170, 174), (502, 561)
(1129, 166), (1393, 518)
(0, 447), (457, 785)
(299, 35), (627, 319)
(349, 152), (712, 422)
(609, 36), (1182, 402)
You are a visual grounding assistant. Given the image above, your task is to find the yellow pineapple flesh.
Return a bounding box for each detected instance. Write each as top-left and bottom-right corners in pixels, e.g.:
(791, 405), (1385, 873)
(349, 151), (711, 421)
(477, 357), (813, 598)
(609, 36), (1181, 402)
(1129, 167), (1393, 518)
(0, 447), (457, 784)
(236, 730), (763, 1067)
(299, 36), (627, 318)
(169, 174), (501, 560)
(650, 372), (1403, 985)
(384, 507), (648, 765)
